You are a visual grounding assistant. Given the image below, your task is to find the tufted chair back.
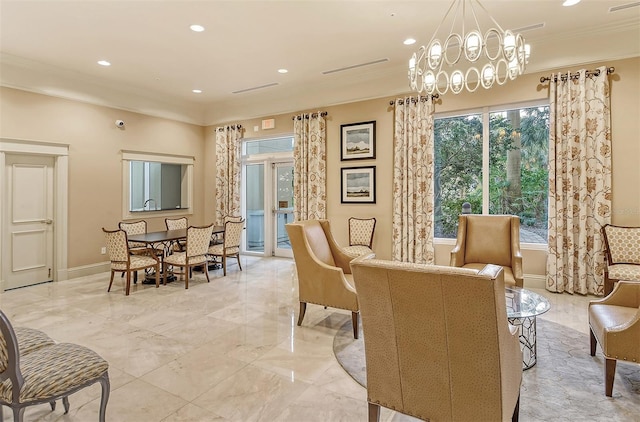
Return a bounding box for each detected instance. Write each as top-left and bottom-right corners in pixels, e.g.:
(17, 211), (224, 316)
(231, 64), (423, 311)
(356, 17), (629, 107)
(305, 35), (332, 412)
(450, 214), (523, 287)
(165, 217), (188, 230)
(104, 229), (130, 265)
(350, 256), (522, 422)
(119, 220), (147, 250)
(186, 225), (214, 260)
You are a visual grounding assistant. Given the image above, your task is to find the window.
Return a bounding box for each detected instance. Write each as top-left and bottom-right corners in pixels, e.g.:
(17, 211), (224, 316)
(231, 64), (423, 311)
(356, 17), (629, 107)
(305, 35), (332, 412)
(122, 151), (193, 219)
(434, 102), (549, 244)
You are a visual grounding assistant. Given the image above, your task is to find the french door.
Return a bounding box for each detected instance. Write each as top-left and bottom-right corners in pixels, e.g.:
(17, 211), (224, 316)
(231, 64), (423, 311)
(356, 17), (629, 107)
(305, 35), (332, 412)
(243, 159), (294, 258)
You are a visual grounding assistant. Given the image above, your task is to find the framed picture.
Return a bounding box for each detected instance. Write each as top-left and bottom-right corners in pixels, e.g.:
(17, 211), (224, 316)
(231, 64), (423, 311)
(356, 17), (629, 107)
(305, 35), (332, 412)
(341, 166), (376, 204)
(340, 121), (376, 161)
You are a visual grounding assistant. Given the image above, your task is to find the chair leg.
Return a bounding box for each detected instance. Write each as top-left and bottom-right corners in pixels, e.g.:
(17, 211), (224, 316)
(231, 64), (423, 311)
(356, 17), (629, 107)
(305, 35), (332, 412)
(352, 311), (359, 339)
(185, 265), (189, 289)
(50, 401), (56, 411)
(12, 407), (25, 422)
(368, 402), (381, 422)
(133, 271), (137, 284)
(163, 262), (168, 286)
(511, 394), (520, 422)
(108, 271), (115, 292)
(605, 358), (617, 397)
(236, 254), (242, 271)
(98, 372), (110, 422)
(223, 255), (227, 276)
(204, 263), (211, 283)
(590, 329), (597, 356)
(62, 396), (70, 414)
(154, 263), (159, 288)
(125, 271), (131, 296)
(297, 302), (307, 326)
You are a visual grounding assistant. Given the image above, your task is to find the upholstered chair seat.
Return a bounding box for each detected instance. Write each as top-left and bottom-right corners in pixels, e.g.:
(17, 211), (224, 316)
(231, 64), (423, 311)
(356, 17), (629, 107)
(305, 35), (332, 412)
(450, 214), (524, 287)
(12, 327), (55, 355)
(589, 281), (640, 396)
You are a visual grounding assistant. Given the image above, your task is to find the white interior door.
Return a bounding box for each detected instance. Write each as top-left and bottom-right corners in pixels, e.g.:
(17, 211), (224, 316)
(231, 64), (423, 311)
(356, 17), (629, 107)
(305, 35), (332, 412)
(3, 154), (54, 289)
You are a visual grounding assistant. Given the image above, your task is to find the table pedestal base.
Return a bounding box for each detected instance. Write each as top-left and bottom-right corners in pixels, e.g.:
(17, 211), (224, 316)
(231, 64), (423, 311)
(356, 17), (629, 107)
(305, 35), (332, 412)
(508, 316), (538, 370)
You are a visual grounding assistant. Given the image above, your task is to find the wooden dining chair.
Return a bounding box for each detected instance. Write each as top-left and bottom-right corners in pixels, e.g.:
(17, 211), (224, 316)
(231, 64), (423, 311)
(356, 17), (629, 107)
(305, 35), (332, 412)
(163, 224), (214, 289)
(208, 219), (244, 276)
(102, 228), (160, 295)
(165, 217), (188, 251)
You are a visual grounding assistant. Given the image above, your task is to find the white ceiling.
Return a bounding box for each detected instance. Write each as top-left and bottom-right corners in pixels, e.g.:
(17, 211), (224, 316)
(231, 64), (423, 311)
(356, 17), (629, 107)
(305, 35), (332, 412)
(1, 0), (639, 125)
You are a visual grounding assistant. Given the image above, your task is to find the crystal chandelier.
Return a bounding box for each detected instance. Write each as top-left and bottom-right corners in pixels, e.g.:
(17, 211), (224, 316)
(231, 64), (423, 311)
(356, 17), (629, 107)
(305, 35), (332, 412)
(408, 0), (531, 95)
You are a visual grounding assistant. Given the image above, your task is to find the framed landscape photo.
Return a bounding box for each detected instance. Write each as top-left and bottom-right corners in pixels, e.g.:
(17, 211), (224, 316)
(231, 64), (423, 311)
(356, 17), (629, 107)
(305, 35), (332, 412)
(340, 121), (376, 161)
(341, 166), (376, 204)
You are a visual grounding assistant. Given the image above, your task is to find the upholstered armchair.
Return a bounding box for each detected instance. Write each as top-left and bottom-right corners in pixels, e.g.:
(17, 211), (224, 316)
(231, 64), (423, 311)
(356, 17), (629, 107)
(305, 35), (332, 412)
(450, 214), (524, 287)
(350, 256), (522, 422)
(342, 217), (376, 258)
(286, 220), (365, 339)
(589, 281), (640, 396)
(601, 224), (640, 295)
(0, 310), (110, 422)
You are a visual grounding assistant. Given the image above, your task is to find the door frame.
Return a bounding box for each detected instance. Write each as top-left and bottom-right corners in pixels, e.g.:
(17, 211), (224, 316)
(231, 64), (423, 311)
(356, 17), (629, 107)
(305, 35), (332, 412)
(0, 138), (69, 291)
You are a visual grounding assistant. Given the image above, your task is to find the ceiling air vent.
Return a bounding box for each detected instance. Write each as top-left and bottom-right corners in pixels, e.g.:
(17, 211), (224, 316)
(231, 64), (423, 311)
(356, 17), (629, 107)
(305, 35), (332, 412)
(512, 22), (545, 33)
(232, 82), (279, 94)
(609, 1), (640, 12)
(322, 58), (389, 75)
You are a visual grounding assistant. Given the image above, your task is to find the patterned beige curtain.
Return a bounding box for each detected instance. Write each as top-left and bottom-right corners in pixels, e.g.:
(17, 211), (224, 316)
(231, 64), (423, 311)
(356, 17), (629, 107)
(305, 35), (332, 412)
(293, 112), (327, 221)
(546, 66), (612, 295)
(215, 125), (242, 224)
(392, 97), (435, 264)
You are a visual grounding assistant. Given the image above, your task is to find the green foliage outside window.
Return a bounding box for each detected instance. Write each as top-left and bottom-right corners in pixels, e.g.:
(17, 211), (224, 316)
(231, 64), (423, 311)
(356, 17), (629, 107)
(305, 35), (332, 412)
(434, 106), (550, 243)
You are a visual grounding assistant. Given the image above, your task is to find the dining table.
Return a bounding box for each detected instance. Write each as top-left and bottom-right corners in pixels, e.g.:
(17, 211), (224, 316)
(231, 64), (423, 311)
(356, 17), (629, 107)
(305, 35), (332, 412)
(128, 226), (224, 283)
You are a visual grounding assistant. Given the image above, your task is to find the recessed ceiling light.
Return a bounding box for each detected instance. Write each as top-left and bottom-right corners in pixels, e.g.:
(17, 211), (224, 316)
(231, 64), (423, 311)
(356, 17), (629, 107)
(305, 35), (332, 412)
(192, 89), (202, 94)
(190, 24), (205, 32)
(97, 60), (111, 66)
(403, 38), (416, 45)
(278, 68), (288, 74)
(562, 0), (581, 6)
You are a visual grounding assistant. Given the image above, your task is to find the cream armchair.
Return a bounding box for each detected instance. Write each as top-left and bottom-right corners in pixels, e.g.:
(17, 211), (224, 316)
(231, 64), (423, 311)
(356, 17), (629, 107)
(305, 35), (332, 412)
(589, 281), (640, 396)
(286, 220), (364, 339)
(450, 214), (524, 287)
(350, 257), (522, 422)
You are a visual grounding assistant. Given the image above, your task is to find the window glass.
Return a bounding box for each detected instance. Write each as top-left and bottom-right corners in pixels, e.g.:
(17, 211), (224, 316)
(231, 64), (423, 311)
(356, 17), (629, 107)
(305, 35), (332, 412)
(244, 136), (294, 155)
(129, 161), (187, 212)
(434, 104), (549, 243)
(434, 114), (483, 238)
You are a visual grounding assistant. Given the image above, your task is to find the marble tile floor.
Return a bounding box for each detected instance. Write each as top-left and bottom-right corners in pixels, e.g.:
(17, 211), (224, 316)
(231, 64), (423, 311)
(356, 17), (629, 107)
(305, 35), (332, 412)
(0, 256), (602, 421)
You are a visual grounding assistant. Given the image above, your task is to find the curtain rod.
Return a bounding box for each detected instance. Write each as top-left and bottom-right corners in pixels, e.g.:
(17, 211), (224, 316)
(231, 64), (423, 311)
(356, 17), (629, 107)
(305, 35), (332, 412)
(389, 94), (439, 106)
(216, 124), (242, 132)
(291, 111), (328, 120)
(540, 67), (615, 83)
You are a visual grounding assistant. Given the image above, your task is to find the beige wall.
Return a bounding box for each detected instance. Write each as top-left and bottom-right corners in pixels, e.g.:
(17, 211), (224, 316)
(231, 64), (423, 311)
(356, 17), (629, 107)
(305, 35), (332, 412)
(206, 56), (640, 282)
(0, 87), (206, 269)
(1, 56), (638, 280)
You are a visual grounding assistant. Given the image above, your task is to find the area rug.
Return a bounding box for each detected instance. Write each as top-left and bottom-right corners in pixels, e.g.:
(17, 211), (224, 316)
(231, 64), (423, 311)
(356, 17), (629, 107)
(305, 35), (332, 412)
(333, 318), (640, 421)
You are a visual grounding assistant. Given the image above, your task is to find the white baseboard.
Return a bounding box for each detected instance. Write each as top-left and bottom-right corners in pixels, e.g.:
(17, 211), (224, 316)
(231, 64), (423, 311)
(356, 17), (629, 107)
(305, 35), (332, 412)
(65, 261), (110, 280)
(523, 274), (546, 290)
